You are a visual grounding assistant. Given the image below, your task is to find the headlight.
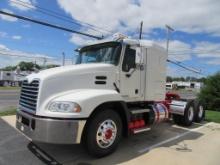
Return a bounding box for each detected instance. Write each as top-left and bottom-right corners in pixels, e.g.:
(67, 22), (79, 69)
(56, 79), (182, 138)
(48, 101), (81, 113)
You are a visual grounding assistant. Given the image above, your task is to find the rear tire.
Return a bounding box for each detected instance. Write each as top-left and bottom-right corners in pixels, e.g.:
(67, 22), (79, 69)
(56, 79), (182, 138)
(82, 109), (122, 157)
(194, 100), (205, 123)
(182, 100), (195, 126)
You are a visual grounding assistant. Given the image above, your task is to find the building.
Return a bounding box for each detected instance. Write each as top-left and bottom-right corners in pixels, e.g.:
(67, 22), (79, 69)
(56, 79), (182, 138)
(0, 71), (29, 86)
(166, 81), (203, 90)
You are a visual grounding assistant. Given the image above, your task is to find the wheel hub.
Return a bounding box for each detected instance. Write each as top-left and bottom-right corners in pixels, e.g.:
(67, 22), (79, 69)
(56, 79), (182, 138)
(105, 129), (113, 140)
(96, 119), (117, 148)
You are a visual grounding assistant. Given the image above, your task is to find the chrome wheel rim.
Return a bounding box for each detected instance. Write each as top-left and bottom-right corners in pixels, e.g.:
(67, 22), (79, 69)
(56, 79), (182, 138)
(188, 107), (194, 121)
(96, 119), (117, 148)
(198, 105), (204, 118)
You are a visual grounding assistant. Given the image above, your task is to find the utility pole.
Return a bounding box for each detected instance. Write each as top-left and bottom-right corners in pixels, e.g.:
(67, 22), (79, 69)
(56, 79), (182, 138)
(43, 58), (47, 69)
(72, 55), (75, 65)
(165, 25), (174, 52)
(62, 52), (65, 66)
(139, 21), (143, 40)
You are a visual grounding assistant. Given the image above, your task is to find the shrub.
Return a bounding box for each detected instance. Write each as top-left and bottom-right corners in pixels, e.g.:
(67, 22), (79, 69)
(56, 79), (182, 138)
(198, 72), (220, 111)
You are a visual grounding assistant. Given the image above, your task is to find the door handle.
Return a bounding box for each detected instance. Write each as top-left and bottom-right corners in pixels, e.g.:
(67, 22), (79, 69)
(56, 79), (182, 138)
(126, 68), (135, 78)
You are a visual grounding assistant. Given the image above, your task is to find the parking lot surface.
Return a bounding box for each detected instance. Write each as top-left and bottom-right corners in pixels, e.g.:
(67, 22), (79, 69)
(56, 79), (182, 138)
(1, 115), (220, 165)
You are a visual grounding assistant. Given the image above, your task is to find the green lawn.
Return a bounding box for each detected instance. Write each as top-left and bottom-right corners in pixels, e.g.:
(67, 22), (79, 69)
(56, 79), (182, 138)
(206, 110), (220, 123)
(0, 107), (17, 116)
(0, 86), (20, 90)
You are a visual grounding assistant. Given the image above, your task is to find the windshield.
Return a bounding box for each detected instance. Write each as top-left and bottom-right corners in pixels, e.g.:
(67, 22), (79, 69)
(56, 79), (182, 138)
(76, 42), (122, 65)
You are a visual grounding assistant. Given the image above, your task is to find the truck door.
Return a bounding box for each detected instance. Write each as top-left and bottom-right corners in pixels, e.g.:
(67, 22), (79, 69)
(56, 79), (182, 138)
(120, 46), (142, 100)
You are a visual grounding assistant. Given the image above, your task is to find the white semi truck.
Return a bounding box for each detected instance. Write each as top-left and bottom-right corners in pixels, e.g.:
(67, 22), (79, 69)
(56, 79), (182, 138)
(16, 36), (205, 157)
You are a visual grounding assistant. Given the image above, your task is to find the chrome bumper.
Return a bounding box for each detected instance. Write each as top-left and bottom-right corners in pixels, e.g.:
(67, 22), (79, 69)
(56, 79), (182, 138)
(16, 110), (86, 144)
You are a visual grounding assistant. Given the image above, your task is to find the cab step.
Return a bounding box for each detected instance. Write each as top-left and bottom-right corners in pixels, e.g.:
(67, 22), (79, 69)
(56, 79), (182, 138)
(132, 126), (151, 134)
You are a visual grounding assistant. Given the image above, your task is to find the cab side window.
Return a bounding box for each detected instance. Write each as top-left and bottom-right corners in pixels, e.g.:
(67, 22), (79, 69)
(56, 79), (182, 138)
(122, 46), (136, 72)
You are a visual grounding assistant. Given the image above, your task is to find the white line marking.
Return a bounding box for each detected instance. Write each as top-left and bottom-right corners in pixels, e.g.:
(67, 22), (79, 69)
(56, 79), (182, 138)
(138, 122), (213, 153)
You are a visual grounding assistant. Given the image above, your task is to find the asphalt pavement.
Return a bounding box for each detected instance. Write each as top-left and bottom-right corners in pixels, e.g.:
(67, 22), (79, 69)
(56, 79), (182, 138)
(1, 89), (220, 165)
(0, 90), (20, 112)
(1, 116), (220, 165)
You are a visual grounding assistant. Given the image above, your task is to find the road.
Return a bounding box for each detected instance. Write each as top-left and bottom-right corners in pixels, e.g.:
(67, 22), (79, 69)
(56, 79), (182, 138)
(1, 116), (220, 165)
(0, 90), (20, 112)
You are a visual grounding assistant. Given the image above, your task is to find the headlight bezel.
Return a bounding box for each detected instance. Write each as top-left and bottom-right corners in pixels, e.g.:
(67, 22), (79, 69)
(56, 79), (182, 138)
(48, 101), (81, 113)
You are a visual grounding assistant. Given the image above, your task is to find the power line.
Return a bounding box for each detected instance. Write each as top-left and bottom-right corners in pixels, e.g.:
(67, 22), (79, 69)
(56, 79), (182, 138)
(10, 0), (104, 34)
(169, 49), (220, 54)
(169, 50), (220, 54)
(169, 52), (220, 56)
(0, 51), (51, 59)
(167, 59), (203, 75)
(10, 0), (112, 35)
(167, 56), (203, 74)
(0, 10), (103, 39)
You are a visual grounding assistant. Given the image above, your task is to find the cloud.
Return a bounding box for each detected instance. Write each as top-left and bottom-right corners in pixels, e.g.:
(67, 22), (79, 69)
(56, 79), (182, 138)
(193, 41), (220, 65)
(206, 59), (220, 65)
(57, 0), (220, 68)
(12, 35), (22, 40)
(9, 0), (36, 11)
(157, 40), (192, 61)
(0, 43), (54, 68)
(0, 44), (10, 51)
(69, 34), (95, 46)
(166, 65), (200, 77)
(57, 0), (220, 37)
(0, 9), (18, 22)
(193, 41), (220, 58)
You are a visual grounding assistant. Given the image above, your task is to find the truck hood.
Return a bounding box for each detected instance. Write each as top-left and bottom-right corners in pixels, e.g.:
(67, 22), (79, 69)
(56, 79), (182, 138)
(26, 63), (116, 82)
(23, 63), (118, 113)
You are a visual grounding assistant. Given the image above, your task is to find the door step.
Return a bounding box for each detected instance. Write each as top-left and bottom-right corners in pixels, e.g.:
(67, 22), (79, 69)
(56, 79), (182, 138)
(131, 109), (150, 114)
(132, 126), (151, 134)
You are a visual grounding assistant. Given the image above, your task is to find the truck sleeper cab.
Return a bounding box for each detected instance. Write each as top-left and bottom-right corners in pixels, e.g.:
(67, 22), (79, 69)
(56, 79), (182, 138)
(16, 38), (205, 157)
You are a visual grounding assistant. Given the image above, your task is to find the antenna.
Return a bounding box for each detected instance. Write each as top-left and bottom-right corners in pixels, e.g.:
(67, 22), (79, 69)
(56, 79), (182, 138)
(139, 21), (143, 39)
(165, 25), (174, 52)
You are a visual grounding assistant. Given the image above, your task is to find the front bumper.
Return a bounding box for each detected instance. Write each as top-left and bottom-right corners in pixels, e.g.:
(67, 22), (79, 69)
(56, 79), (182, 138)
(16, 110), (86, 144)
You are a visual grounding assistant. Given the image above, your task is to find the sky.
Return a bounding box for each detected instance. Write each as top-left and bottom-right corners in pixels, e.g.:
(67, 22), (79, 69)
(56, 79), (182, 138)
(0, 0), (220, 77)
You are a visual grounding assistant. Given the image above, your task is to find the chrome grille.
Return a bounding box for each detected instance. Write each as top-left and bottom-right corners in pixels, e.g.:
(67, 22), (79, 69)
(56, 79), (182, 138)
(19, 80), (39, 112)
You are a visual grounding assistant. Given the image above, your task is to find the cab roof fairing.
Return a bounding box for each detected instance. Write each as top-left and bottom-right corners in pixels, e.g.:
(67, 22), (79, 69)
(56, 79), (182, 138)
(74, 39), (166, 54)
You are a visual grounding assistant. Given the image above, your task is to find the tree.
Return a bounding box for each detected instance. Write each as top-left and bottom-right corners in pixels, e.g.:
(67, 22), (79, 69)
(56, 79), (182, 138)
(1, 66), (16, 71)
(166, 76), (172, 82)
(18, 61), (40, 71)
(198, 77), (206, 83)
(180, 77), (185, 81)
(198, 72), (220, 111)
(45, 64), (60, 69)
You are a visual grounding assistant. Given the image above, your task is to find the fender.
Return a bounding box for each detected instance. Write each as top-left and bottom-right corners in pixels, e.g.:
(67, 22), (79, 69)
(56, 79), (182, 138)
(38, 89), (126, 119)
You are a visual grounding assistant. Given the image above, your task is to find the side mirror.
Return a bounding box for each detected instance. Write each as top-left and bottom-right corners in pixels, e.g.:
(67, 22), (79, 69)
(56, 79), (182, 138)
(135, 47), (142, 64)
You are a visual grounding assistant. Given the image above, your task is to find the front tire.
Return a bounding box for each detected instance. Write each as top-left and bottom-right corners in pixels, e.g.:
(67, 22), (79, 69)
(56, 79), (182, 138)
(82, 109), (122, 157)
